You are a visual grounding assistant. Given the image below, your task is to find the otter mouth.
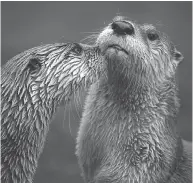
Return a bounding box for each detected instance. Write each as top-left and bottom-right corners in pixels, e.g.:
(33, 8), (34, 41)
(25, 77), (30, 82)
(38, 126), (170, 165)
(106, 44), (129, 55)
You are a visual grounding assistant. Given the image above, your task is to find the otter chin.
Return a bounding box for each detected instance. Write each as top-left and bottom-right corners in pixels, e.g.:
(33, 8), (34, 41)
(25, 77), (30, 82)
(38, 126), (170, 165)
(76, 16), (192, 183)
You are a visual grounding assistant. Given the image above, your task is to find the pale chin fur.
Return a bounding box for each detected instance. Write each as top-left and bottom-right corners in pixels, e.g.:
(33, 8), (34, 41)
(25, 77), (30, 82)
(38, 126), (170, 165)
(96, 27), (132, 58)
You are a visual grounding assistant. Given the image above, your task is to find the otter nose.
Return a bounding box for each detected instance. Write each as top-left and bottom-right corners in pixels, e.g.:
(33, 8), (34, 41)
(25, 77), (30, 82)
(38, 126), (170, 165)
(111, 21), (134, 36)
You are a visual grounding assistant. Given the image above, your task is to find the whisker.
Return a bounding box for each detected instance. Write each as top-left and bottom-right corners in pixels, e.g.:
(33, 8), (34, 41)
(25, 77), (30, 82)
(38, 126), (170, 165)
(62, 105), (68, 133)
(74, 89), (81, 120)
(78, 87), (84, 112)
(68, 98), (73, 137)
(80, 34), (98, 42)
(80, 32), (100, 34)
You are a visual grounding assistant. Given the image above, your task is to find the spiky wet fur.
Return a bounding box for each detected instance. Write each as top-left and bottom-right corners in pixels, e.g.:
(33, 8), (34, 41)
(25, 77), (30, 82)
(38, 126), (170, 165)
(76, 16), (192, 183)
(1, 43), (102, 183)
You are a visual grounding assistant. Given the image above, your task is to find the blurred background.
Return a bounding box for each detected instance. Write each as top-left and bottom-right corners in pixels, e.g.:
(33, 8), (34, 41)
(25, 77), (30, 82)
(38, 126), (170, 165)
(1, 2), (192, 183)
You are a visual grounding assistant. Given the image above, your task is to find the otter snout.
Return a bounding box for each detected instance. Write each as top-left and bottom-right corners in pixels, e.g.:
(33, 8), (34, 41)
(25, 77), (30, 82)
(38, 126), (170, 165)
(96, 17), (139, 55)
(111, 21), (135, 36)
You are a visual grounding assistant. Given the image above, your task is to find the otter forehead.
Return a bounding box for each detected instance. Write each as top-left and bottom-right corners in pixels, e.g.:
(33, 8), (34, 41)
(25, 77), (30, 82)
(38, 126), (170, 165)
(141, 24), (156, 30)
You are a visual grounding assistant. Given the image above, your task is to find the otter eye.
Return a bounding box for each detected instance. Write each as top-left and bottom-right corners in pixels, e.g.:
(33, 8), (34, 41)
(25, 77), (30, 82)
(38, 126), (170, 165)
(27, 58), (41, 73)
(147, 32), (159, 41)
(71, 44), (83, 55)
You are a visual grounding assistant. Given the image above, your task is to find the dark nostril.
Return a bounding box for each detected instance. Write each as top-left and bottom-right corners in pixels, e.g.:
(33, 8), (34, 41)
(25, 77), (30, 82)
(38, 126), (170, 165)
(111, 21), (135, 36)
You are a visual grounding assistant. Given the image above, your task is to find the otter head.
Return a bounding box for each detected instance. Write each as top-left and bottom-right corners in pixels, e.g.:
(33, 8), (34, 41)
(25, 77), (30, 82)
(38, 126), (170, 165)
(96, 16), (183, 91)
(2, 43), (101, 113)
(26, 43), (101, 103)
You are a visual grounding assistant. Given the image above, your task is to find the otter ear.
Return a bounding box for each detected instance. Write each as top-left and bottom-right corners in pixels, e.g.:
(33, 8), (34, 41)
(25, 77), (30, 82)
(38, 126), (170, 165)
(173, 48), (184, 63)
(27, 57), (42, 73)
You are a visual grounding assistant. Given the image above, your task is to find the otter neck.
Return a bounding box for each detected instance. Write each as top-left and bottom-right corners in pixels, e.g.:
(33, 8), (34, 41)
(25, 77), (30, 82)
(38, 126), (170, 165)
(106, 70), (149, 111)
(97, 73), (182, 181)
(106, 61), (179, 113)
(1, 82), (64, 182)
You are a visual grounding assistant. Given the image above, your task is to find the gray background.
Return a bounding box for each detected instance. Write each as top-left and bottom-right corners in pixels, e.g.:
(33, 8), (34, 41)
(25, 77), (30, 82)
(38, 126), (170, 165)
(1, 2), (192, 183)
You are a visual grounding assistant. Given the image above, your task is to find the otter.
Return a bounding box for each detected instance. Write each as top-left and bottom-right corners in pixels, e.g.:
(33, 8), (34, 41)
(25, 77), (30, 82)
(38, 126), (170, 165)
(1, 43), (101, 183)
(76, 16), (192, 183)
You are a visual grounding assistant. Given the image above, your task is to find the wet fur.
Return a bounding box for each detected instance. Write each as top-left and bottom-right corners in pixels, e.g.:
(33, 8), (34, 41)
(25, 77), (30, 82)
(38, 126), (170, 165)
(76, 17), (192, 183)
(1, 43), (101, 183)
